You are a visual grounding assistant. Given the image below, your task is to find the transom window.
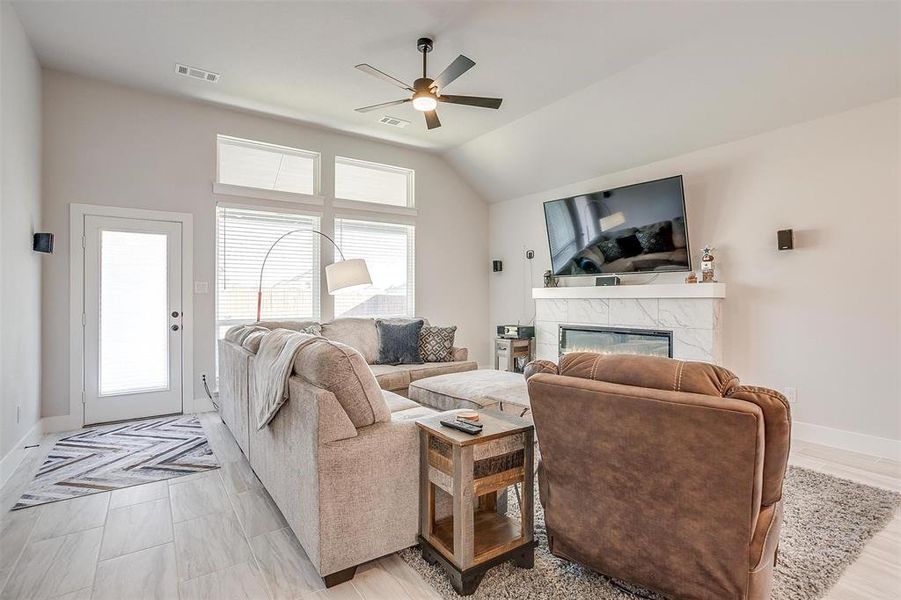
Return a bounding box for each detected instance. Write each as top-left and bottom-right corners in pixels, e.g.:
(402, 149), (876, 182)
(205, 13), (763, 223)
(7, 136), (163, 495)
(217, 135), (319, 195)
(335, 156), (414, 208)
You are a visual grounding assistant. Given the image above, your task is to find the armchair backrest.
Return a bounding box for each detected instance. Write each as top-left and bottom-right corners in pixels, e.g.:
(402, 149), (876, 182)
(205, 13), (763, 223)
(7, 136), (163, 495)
(527, 353), (790, 600)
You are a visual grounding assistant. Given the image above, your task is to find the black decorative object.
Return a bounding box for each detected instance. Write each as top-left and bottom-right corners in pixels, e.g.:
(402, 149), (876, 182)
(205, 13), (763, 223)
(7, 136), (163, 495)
(778, 229), (794, 250)
(33, 233), (54, 254)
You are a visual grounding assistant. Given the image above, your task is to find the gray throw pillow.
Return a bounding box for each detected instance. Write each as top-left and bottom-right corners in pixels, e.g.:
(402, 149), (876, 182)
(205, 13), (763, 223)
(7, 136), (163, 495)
(375, 319), (424, 365)
(419, 325), (457, 362)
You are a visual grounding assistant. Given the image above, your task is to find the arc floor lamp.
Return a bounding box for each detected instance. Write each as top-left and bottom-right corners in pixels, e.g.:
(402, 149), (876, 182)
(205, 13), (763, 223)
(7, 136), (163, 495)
(256, 229), (371, 322)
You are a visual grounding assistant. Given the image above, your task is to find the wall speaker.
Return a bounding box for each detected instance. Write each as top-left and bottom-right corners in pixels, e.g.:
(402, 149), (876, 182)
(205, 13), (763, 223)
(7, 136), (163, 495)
(33, 233), (54, 254)
(492, 260), (503, 272)
(777, 229), (793, 251)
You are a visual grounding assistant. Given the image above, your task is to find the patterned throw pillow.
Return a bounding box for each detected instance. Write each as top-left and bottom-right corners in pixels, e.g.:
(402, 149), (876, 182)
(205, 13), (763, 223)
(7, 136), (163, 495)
(419, 325), (457, 362)
(636, 220), (675, 254)
(597, 238), (624, 262)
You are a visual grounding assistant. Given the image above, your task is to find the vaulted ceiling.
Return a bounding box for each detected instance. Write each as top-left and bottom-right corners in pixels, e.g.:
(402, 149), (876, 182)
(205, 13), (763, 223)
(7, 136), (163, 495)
(12, 1), (900, 202)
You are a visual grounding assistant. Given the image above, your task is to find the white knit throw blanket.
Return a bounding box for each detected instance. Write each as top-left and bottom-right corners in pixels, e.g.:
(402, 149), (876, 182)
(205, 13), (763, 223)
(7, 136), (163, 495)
(253, 329), (319, 429)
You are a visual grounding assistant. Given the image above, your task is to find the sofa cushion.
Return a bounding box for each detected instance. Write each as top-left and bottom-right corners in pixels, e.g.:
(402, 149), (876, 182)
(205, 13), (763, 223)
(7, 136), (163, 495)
(408, 361), (478, 382)
(321, 318), (379, 363)
(370, 365), (412, 392)
(225, 324), (269, 345)
(375, 319), (424, 365)
(293, 338), (390, 428)
(391, 405), (438, 421)
(383, 390), (419, 413)
(559, 352), (738, 398)
(256, 320), (322, 336)
(241, 330), (269, 354)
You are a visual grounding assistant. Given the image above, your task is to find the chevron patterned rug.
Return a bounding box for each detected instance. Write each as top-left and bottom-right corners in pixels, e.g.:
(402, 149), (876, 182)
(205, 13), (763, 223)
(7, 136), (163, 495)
(12, 415), (219, 510)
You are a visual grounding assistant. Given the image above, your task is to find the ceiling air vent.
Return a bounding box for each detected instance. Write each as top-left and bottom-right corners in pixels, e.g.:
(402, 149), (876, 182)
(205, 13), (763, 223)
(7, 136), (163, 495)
(378, 115), (410, 129)
(175, 63), (220, 83)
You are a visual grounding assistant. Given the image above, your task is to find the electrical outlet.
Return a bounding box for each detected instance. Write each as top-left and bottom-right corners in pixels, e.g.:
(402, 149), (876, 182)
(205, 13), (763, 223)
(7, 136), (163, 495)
(783, 386), (798, 404)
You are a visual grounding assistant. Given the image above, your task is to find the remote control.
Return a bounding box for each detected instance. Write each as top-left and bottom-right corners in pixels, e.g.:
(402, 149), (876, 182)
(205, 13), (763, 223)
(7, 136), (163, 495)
(440, 419), (483, 435)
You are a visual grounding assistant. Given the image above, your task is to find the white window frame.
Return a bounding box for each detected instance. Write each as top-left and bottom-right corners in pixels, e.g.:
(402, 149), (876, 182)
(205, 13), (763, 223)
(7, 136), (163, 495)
(334, 155), (416, 210)
(214, 135), (324, 204)
(214, 201), (323, 377)
(332, 216), (416, 319)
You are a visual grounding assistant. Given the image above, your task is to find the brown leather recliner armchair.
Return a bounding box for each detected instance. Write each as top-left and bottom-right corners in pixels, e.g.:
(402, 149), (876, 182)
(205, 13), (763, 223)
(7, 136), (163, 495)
(525, 353), (791, 600)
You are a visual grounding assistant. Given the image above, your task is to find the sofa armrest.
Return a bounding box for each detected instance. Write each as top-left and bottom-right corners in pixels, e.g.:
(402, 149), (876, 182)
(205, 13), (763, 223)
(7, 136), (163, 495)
(248, 377), (357, 573)
(316, 418), (421, 575)
(452, 346), (468, 361)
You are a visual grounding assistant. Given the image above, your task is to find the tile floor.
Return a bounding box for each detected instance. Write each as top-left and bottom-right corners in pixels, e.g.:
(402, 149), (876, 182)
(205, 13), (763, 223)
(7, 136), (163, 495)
(0, 412), (897, 599)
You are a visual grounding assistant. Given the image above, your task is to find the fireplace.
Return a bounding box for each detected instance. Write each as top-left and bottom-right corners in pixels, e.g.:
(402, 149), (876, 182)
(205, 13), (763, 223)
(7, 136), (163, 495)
(559, 325), (673, 358)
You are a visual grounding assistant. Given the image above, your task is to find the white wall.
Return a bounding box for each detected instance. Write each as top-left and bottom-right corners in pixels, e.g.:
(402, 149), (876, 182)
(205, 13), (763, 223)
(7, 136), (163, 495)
(41, 70), (489, 420)
(489, 98), (900, 443)
(0, 3), (43, 459)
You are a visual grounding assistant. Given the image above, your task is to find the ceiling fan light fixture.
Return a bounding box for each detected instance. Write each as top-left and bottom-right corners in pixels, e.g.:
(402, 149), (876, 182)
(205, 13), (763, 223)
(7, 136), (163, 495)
(412, 91), (437, 112)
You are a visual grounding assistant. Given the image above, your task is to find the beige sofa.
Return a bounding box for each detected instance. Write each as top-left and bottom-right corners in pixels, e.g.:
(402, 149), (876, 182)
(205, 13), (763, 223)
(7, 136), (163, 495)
(216, 317), (472, 586)
(252, 318), (476, 396)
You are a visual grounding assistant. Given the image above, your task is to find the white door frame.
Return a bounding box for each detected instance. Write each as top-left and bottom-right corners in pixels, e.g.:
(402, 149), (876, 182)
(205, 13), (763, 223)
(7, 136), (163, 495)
(69, 203), (194, 428)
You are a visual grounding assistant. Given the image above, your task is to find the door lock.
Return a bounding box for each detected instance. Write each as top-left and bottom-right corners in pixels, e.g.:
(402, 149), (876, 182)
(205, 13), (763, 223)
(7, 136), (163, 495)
(171, 311), (180, 318)
(171, 324), (180, 331)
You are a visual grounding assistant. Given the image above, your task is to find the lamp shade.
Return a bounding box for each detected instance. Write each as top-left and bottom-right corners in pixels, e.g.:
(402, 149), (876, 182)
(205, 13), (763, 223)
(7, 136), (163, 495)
(599, 211), (626, 232)
(325, 258), (372, 294)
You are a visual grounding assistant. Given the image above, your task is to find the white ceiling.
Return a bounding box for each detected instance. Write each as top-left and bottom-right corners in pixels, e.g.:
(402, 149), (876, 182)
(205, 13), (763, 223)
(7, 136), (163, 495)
(12, 1), (900, 202)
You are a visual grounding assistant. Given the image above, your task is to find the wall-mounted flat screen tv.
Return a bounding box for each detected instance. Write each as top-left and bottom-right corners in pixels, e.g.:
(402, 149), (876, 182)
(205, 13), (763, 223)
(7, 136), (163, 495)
(543, 175), (690, 276)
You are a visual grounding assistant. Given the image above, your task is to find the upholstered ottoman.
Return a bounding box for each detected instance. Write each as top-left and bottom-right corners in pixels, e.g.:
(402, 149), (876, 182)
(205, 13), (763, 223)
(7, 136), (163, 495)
(408, 369), (531, 417)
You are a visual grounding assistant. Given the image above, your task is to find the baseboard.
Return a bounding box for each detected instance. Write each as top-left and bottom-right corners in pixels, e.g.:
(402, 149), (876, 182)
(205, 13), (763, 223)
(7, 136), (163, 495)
(41, 414), (83, 433)
(792, 421), (901, 460)
(0, 420), (43, 488)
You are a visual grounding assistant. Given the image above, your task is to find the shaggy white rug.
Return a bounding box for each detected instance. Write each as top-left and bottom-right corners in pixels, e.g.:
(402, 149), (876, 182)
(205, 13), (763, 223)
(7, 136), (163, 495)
(401, 466), (900, 599)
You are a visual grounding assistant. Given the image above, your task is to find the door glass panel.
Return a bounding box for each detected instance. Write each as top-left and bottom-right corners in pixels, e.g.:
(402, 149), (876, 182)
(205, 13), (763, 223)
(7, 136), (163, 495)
(100, 230), (169, 395)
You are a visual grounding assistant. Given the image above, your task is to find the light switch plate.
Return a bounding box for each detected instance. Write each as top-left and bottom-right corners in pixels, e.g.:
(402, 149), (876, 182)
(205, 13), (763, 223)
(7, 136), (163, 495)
(194, 281), (209, 294)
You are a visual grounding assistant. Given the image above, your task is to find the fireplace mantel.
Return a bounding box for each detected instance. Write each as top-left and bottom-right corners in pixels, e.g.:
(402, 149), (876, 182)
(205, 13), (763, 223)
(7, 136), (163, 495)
(532, 283), (724, 364)
(532, 283), (726, 300)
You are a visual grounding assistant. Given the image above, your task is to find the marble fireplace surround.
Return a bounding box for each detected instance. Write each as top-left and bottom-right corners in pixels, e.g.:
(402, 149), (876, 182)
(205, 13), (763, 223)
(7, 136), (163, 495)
(532, 283), (725, 364)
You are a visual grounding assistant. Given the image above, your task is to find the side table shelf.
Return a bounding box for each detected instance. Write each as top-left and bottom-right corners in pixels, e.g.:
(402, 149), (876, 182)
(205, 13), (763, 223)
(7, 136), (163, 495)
(416, 411), (536, 595)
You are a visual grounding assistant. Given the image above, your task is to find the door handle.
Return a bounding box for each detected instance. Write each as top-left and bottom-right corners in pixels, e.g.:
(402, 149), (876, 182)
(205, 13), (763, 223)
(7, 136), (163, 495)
(171, 324), (180, 331)
(171, 311), (180, 318)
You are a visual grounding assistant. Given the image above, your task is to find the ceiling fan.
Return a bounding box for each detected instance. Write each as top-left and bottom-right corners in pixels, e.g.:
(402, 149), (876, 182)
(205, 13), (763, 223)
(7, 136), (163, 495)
(354, 38), (502, 130)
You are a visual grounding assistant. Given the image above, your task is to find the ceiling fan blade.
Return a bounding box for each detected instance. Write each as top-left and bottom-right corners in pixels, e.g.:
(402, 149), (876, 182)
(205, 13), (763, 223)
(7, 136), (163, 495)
(354, 98), (411, 113)
(424, 110), (441, 130)
(431, 55), (475, 91)
(438, 95), (503, 109)
(355, 64), (413, 91)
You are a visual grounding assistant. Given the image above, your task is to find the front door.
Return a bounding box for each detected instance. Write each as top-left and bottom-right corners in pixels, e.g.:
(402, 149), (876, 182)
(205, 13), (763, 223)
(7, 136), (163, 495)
(83, 215), (184, 424)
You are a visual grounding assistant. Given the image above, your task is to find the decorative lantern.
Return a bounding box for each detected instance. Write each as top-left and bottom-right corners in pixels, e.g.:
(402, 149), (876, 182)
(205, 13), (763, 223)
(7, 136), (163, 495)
(700, 246), (716, 283)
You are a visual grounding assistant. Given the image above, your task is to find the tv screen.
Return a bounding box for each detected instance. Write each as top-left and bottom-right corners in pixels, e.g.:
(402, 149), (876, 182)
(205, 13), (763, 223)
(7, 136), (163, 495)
(543, 175), (690, 276)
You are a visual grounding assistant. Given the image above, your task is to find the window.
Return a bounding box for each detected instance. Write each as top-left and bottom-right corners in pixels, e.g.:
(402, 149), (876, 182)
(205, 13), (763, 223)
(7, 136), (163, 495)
(218, 135), (319, 195)
(335, 156), (414, 207)
(216, 206), (320, 345)
(333, 218), (414, 318)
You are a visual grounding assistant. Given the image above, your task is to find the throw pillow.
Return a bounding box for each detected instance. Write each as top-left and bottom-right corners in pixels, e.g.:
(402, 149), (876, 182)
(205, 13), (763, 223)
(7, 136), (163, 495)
(615, 233), (643, 258)
(597, 238), (624, 262)
(375, 319), (424, 365)
(636, 220), (675, 254)
(419, 325), (457, 362)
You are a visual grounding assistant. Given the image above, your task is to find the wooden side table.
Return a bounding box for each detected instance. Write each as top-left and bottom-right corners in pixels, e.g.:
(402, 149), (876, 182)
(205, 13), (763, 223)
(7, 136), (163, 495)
(416, 411), (536, 596)
(494, 337), (534, 373)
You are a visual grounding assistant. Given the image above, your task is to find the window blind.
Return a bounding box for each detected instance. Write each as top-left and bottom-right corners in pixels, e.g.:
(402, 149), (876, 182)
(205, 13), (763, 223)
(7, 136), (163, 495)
(333, 218), (414, 318)
(216, 207), (320, 341)
(218, 136), (318, 195)
(335, 156), (413, 207)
